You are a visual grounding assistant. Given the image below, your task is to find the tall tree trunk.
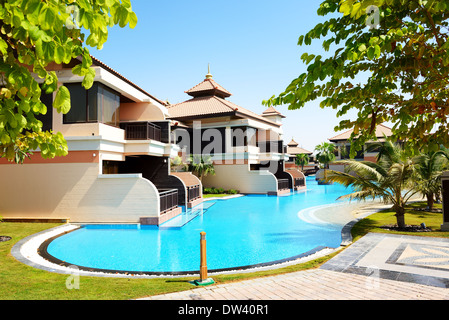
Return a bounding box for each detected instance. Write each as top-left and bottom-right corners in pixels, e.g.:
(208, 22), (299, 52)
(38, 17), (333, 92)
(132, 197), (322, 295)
(395, 206), (406, 228)
(426, 193), (434, 210)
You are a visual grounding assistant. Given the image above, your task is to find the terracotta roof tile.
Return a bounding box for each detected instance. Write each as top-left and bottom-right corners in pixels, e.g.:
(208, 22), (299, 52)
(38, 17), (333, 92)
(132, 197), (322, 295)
(88, 55), (166, 106)
(185, 79), (231, 98)
(171, 172), (201, 187)
(167, 95), (280, 127)
(287, 146), (312, 155)
(329, 124), (393, 142)
(287, 138), (299, 147)
(262, 106), (286, 118)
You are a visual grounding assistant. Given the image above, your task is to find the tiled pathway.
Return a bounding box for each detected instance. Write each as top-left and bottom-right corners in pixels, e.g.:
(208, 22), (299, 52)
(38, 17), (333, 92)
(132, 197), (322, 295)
(141, 233), (449, 300)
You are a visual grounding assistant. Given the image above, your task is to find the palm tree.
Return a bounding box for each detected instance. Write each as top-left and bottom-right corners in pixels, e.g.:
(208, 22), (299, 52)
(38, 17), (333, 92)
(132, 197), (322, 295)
(325, 141), (417, 228)
(315, 142), (336, 182)
(413, 150), (448, 210)
(295, 153), (309, 171)
(188, 154), (216, 182)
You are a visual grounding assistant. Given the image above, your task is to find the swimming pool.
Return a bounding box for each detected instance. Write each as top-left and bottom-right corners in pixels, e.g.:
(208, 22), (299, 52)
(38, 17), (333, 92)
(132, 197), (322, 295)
(43, 177), (352, 274)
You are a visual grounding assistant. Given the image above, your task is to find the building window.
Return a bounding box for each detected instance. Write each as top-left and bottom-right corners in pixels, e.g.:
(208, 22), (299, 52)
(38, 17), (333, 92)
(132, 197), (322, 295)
(63, 83), (120, 127)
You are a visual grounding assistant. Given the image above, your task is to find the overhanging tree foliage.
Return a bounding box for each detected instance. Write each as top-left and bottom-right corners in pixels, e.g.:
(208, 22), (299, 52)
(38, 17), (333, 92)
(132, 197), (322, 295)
(0, 0), (137, 163)
(263, 0), (449, 156)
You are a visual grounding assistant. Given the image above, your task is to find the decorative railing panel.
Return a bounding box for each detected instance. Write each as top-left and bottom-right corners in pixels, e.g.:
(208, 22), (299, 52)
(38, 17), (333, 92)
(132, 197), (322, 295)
(159, 188), (178, 213)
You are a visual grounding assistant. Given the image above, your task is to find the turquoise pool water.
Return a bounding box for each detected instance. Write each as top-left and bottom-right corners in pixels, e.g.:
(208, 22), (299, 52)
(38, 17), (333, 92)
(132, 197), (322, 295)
(45, 177), (352, 274)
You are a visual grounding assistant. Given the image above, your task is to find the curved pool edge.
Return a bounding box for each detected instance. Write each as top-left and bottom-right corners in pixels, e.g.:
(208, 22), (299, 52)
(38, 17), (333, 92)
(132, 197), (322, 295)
(10, 200), (390, 278)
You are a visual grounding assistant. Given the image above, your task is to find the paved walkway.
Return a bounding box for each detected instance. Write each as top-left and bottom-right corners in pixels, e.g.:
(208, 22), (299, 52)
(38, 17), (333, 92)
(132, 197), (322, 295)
(143, 269), (448, 300)
(142, 233), (449, 300)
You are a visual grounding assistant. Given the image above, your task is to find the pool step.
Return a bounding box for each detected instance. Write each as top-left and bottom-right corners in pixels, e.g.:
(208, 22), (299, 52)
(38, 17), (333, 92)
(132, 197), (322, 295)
(160, 202), (216, 228)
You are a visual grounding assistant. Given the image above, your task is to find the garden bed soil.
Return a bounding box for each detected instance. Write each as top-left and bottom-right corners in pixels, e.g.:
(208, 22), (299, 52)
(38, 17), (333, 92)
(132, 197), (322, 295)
(0, 236), (11, 242)
(380, 224), (432, 232)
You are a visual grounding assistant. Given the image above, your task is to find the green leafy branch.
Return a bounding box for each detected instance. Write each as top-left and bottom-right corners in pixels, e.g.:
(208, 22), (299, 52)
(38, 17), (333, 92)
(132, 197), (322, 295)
(0, 0), (138, 163)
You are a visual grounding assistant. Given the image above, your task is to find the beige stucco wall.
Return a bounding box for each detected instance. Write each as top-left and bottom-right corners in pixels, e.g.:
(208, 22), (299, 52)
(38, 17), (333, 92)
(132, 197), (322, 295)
(120, 102), (167, 121)
(202, 164), (277, 194)
(0, 162), (159, 223)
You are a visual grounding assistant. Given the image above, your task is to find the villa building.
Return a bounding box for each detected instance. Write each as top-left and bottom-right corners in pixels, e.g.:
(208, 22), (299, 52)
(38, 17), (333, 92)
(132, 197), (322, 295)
(167, 69), (306, 194)
(0, 56), (202, 225)
(284, 138), (318, 175)
(327, 124), (393, 172)
(0, 61), (306, 225)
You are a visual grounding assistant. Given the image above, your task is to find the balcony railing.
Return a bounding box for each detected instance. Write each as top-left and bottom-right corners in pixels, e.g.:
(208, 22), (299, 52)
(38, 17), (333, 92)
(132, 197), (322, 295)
(277, 179), (289, 190)
(159, 188), (178, 213)
(121, 122), (162, 141)
(187, 185), (201, 202)
(257, 140), (283, 153)
(294, 178), (305, 187)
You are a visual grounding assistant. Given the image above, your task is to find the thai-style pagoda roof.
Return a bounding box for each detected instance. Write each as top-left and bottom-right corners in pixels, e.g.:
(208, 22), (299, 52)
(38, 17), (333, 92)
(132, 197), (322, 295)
(167, 67), (280, 127)
(329, 124), (393, 142)
(262, 106), (286, 118)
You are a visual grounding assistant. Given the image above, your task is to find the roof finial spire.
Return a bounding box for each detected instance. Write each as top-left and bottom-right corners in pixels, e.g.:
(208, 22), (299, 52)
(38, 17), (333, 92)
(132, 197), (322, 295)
(205, 63), (213, 79)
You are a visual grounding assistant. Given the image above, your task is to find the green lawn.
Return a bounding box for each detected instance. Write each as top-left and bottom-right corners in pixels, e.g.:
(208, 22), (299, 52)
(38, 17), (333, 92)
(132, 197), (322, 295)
(202, 193), (231, 198)
(1, 201), (448, 300)
(351, 202), (448, 241)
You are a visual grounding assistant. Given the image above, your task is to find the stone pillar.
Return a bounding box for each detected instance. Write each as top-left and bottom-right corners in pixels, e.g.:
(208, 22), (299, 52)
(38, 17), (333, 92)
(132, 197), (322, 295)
(441, 171), (449, 231)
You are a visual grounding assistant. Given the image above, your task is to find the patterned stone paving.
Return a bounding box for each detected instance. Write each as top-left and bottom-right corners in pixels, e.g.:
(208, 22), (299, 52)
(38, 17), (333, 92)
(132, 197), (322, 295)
(141, 234), (449, 300)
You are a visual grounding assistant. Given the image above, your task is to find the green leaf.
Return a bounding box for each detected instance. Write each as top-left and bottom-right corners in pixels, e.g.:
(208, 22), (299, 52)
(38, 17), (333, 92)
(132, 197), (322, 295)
(374, 44), (381, 58)
(53, 86), (71, 114)
(367, 46), (375, 59)
(38, 5), (56, 30)
(117, 6), (129, 28)
(128, 11), (137, 29)
(54, 45), (65, 64)
(82, 67), (96, 89)
(0, 39), (7, 55)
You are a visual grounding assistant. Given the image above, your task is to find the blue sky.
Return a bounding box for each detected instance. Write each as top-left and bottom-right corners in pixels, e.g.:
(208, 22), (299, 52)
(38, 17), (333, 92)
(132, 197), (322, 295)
(90, 0), (358, 152)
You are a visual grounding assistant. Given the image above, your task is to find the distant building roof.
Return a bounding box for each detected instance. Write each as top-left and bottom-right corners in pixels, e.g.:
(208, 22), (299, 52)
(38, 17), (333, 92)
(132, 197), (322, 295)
(285, 138), (312, 155)
(185, 78), (232, 99)
(329, 124), (393, 142)
(167, 69), (280, 127)
(287, 138), (299, 147)
(287, 146), (313, 155)
(262, 106), (286, 118)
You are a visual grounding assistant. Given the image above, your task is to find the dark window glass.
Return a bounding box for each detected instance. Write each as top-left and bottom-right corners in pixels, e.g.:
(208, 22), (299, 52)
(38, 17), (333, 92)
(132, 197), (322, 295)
(63, 82), (120, 127)
(88, 83), (99, 122)
(99, 85), (120, 127)
(38, 91), (54, 131)
(63, 83), (87, 123)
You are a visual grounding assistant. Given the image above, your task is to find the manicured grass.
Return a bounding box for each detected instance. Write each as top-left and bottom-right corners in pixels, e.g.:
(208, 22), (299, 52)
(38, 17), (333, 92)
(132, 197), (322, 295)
(1, 201), (447, 300)
(202, 193), (231, 198)
(351, 201), (449, 242)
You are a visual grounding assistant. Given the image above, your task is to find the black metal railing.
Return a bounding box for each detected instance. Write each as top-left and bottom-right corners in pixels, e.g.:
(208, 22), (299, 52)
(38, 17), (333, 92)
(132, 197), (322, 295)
(159, 188), (178, 213)
(294, 178), (305, 187)
(257, 140), (283, 153)
(187, 185), (201, 202)
(277, 179), (289, 190)
(121, 122), (162, 141)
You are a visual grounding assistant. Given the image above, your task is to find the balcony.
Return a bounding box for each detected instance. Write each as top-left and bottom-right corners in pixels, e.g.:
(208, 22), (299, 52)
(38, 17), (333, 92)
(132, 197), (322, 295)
(121, 121), (162, 141)
(277, 178), (289, 190)
(187, 184), (201, 203)
(294, 178), (305, 188)
(159, 188), (178, 213)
